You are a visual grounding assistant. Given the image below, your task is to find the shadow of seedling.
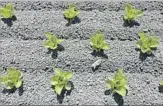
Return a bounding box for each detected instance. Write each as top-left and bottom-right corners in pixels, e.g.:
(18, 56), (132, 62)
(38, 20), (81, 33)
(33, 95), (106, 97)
(2, 82), (24, 96)
(135, 48), (154, 61)
(2, 88), (16, 94)
(46, 44), (65, 59)
(91, 50), (108, 59)
(104, 89), (112, 95)
(158, 85), (163, 93)
(123, 18), (140, 27)
(54, 81), (74, 104)
(18, 83), (24, 96)
(139, 52), (154, 61)
(64, 16), (81, 26)
(113, 93), (124, 106)
(104, 89), (127, 106)
(1, 15), (17, 27)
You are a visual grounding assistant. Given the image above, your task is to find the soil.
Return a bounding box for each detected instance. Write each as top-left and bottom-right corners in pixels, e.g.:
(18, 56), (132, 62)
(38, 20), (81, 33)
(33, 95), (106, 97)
(0, 1), (163, 105)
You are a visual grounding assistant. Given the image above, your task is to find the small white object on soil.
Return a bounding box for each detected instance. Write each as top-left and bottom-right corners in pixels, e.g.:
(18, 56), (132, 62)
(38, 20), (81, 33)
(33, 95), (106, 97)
(91, 59), (102, 70)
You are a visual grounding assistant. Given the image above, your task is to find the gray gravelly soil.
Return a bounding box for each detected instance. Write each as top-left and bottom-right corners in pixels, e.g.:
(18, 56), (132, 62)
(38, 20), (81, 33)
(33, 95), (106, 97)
(0, 72), (163, 105)
(0, 1), (163, 105)
(0, 39), (163, 105)
(0, 10), (163, 41)
(0, 39), (163, 75)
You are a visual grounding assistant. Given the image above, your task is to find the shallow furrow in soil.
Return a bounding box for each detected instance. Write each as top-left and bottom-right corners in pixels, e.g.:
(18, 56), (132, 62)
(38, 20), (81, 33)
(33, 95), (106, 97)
(0, 1), (163, 11)
(0, 71), (163, 105)
(0, 39), (163, 75)
(0, 10), (163, 41)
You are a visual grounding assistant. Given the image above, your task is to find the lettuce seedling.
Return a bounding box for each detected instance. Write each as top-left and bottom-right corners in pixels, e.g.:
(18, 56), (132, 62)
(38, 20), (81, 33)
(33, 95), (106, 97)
(106, 68), (128, 96)
(124, 3), (143, 23)
(44, 32), (64, 50)
(0, 67), (22, 89)
(63, 4), (80, 20)
(0, 3), (14, 19)
(160, 81), (163, 86)
(136, 32), (160, 54)
(50, 68), (73, 95)
(90, 31), (110, 52)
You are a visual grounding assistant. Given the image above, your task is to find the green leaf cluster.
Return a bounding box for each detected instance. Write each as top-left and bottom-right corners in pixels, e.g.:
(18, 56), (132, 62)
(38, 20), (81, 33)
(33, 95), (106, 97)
(106, 68), (128, 96)
(0, 67), (22, 89)
(90, 31), (110, 52)
(136, 32), (160, 54)
(63, 4), (80, 19)
(0, 3), (14, 19)
(44, 32), (64, 50)
(160, 81), (163, 86)
(124, 3), (143, 23)
(50, 68), (73, 95)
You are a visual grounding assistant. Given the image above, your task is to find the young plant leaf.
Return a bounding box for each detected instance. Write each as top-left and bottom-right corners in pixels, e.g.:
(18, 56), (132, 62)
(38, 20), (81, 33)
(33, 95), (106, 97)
(124, 3), (143, 23)
(63, 4), (80, 20)
(44, 32), (64, 50)
(0, 67), (23, 90)
(15, 80), (22, 88)
(0, 3), (14, 18)
(55, 68), (62, 75)
(90, 31), (110, 52)
(136, 32), (160, 54)
(106, 79), (115, 89)
(65, 82), (71, 90)
(114, 87), (127, 97)
(50, 68), (73, 95)
(160, 81), (163, 86)
(106, 68), (128, 96)
(55, 85), (64, 95)
(64, 71), (73, 80)
(6, 83), (15, 90)
(50, 76), (59, 85)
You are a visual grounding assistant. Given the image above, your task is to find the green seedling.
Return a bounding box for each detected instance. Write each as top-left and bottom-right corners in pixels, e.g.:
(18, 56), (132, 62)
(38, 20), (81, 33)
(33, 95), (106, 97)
(160, 81), (163, 86)
(44, 32), (64, 50)
(90, 31), (110, 52)
(136, 32), (160, 54)
(0, 67), (22, 89)
(106, 68), (128, 96)
(124, 3), (143, 23)
(63, 4), (80, 20)
(50, 68), (73, 95)
(0, 3), (14, 19)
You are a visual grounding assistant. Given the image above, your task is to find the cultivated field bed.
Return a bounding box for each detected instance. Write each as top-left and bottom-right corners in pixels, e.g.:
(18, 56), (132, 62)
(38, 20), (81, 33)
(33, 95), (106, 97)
(0, 1), (163, 105)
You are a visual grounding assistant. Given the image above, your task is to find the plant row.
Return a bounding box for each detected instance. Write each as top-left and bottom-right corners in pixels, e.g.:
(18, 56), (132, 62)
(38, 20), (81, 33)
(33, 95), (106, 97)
(0, 3), (161, 54)
(0, 67), (163, 98)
